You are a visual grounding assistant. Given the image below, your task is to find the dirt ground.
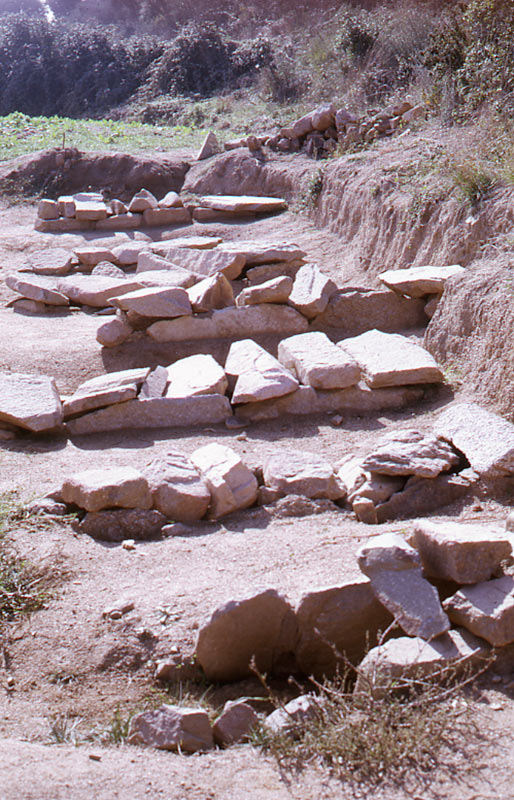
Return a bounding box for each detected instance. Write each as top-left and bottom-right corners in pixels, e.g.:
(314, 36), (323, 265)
(1, 195), (514, 800)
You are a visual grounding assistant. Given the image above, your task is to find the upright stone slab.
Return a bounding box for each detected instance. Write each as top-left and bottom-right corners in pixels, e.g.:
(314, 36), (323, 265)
(0, 372), (63, 432)
(295, 580), (394, 679)
(195, 589), (297, 682)
(187, 273), (235, 313)
(288, 264), (337, 319)
(143, 452), (211, 521)
(410, 520), (512, 584)
(263, 450), (346, 500)
(225, 339), (298, 404)
(191, 443), (258, 518)
(197, 131), (220, 161)
(278, 331), (360, 389)
(435, 402), (514, 480)
(166, 354), (228, 398)
(379, 265), (465, 297)
(338, 330), (443, 388)
(357, 533), (450, 639)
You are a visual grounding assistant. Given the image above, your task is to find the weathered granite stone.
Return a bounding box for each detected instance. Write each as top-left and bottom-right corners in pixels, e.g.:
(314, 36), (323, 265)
(226, 340), (298, 404)
(128, 705), (213, 752)
(263, 451), (346, 500)
(278, 331), (360, 389)
(61, 467), (152, 512)
(191, 443), (258, 518)
(143, 452), (211, 521)
(0, 372), (63, 432)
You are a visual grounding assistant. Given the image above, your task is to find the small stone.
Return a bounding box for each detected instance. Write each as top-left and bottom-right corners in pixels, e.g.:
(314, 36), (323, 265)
(288, 264), (337, 319)
(38, 199), (59, 220)
(444, 576), (514, 646)
(265, 695), (321, 733)
(122, 539), (136, 551)
(96, 315), (133, 347)
(213, 701), (258, 745)
(197, 131), (220, 161)
(158, 191), (183, 209)
(236, 276), (293, 307)
(190, 443), (258, 519)
(128, 189), (158, 213)
(128, 705), (213, 752)
(226, 339), (298, 404)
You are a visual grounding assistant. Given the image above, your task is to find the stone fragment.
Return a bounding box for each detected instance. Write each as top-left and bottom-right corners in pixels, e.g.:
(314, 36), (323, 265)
(96, 315), (133, 347)
(197, 131), (220, 161)
(109, 286), (192, 319)
(213, 701), (258, 746)
(361, 429), (460, 478)
(61, 467), (152, 512)
(191, 443), (258, 519)
(143, 208), (191, 227)
(278, 331), (360, 389)
(128, 705), (213, 752)
(139, 366), (169, 399)
(358, 533), (450, 639)
(313, 288), (427, 334)
(236, 276), (293, 306)
(160, 248), (245, 281)
(110, 199), (127, 215)
(92, 262), (126, 279)
(337, 457), (404, 505)
(158, 191), (183, 209)
(74, 197), (108, 221)
(195, 589), (297, 681)
(295, 580), (393, 679)
(76, 508), (166, 542)
(292, 114), (315, 138)
(356, 629), (488, 693)
(335, 108), (358, 129)
(410, 520), (512, 584)
(288, 264), (337, 319)
(143, 452), (211, 521)
(435, 402), (514, 480)
(263, 451), (346, 500)
(187, 273), (235, 313)
(96, 213), (143, 231)
(63, 367), (150, 417)
(57, 276), (144, 308)
(379, 265), (465, 298)
(225, 340), (298, 404)
(444, 576), (514, 646)
(265, 695), (321, 734)
(166, 354), (228, 399)
(339, 330), (443, 388)
(74, 247), (115, 269)
(112, 243), (150, 265)
(148, 304), (308, 342)
(218, 241), (306, 265)
(57, 195), (75, 217)
(0, 372), (63, 432)
(246, 262), (302, 285)
(375, 472), (474, 524)
(38, 199), (59, 219)
(158, 234), (220, 249)
(6, 274), (69, 306)
(11, 299), (52, 315)
(27, 248), (73, 276)
(198, 195), (287, 214)
(128, 189), (158, 213)
(66, 395), (232, 435)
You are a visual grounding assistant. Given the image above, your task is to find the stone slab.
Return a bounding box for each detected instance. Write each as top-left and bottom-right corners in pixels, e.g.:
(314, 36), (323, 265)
(262, 450), (345, 500)
(6, 274), (69, 306)
(444, 576), (514, 646)
(218, 241), (305, 265)
(166, 354), (228, 398)
(288, 264), (337, 319)
(57, 276), (144, 308)
(109, 286), (192, 319)
(236, 276), (293, 307)
(0, 371), (63, 432)
(191, 443), (258, 519)
(312, 288), (427, 334)
(63, 367), (150, 418)
(278, 331), (360, 389)
(225, 340), (298, 404)
(198, 195), (287, 213)
(379, 265), (465, 298)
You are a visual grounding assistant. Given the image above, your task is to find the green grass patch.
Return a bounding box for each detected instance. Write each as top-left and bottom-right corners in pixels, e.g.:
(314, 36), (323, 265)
(0, 112), (209, 162)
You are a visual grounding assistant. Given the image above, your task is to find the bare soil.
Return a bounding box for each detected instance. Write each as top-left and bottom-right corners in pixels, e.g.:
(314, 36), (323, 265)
(1, 149), (514, 800)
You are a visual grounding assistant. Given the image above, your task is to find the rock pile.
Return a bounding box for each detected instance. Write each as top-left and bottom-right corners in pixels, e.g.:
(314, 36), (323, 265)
(223, 100), (425, 159)
(35, 190), (288, 233)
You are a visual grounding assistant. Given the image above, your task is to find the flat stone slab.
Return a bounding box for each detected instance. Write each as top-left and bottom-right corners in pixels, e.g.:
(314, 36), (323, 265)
(278, 331), (360, 389)
(158, 248), (245, 281)
(96, 213), (143, 231)
(0, 372), (63, 432)
(142, 208), (191, 227)
(166, 354), (228, 398)
(410, 520), (512, 584)
(361, 429), (460, 477)
(356, 629), (488, 691)
(66, 395), (232, 435)
(27, 248), (73, 276)
(435, 402), (514, 480)
(236, 276), (293, 307)
(263, 450), (345, 500)
(358, 533), (450, 640)
(136, 269), (199, 290)
(6, 274), (69, 306)
(225, 339), (298, 404)
(379, 265), (465, 297)
(61, 466), (151, 512)
(147, 304), (309, 342)
(198, 195), (287, 214)
(218, 241), (305, 264)
(444, 576), (514, 646)
(135, 253), (198, 288)
(313, 288), (427, 333)
(154, 235), (221, 250)
(57, 276), (144, 308)
(195, 589), (297, 682)
(191, 443), (258, 519)
(74, 199), (108, 221)
(109, 286), (192, 319)
(288, 264), (337, 319)
(338, 330), (443, 388)
(74, 247), (115, 268)
(63, 367), (151, 418)
(112, 243), (150, 265)
(295, 579), (393, 679)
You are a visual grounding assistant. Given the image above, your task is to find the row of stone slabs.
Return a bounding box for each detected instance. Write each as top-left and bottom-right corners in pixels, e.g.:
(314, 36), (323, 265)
(0, 329), (442, 439)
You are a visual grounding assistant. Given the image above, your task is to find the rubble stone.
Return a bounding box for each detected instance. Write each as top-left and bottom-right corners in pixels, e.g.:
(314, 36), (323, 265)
(166, 354), (228, 398)
(263, 451), (346, 500)
(0, 372), (63, 432)
(226, 339), (298, 404)
(61, 467), (152, 512)
(143, 452), (211, 521)
(278, 331), (360, 389)
(444, 576), (514, 646)
(128, 705), (213, 752)
(288, 264), (337, 319)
